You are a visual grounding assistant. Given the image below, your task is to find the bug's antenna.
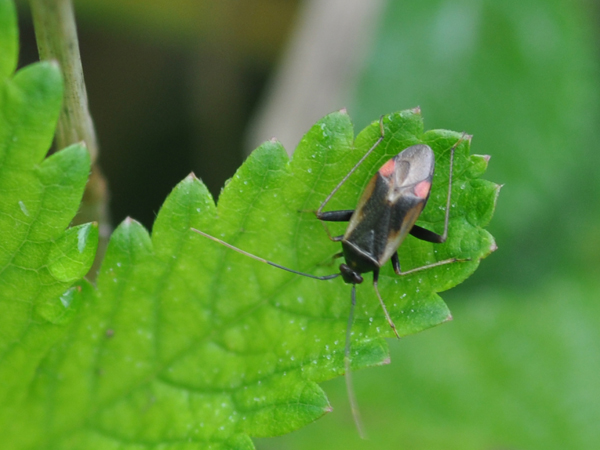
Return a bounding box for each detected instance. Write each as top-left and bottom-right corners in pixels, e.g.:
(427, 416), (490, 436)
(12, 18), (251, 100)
(191, 228), (341, 281)
(317, 116), (385, 215)
(345, 284), (366, 439)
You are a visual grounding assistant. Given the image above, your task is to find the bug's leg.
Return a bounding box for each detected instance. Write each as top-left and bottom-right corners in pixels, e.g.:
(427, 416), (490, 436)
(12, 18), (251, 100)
(391, 250), (467, 276)
(373, 269), (400, 339)
(316, 116), (385, 216)
(437, 133), (468, 241)
(316, 210), (354, 222)
(438, 136), (458, 242)
(344, 284), (366, 439)
(315, 209), (354, 241)
(391, 251), (402, 274)
(409, 224), (445, 243)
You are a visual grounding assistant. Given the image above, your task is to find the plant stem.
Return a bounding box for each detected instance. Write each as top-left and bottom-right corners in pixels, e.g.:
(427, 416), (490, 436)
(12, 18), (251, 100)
(29, 0), (110, 280)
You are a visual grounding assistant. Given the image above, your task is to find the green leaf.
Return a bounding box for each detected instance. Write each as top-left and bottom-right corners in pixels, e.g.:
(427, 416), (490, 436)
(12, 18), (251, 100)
(5, 109), (496, 449)
(0, 2), (97, 445)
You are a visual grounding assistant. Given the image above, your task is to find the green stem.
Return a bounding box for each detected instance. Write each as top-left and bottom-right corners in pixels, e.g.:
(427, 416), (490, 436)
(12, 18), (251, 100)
(29, 0), (109, 279)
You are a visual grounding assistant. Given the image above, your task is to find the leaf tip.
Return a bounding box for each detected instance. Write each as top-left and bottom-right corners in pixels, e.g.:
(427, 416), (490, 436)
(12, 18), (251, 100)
(124, 216), (138, 226)
(489, 238), (498, 253)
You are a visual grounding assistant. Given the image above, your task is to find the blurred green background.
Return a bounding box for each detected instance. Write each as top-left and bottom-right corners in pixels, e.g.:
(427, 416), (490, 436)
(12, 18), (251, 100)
(17, 0), (600, 448)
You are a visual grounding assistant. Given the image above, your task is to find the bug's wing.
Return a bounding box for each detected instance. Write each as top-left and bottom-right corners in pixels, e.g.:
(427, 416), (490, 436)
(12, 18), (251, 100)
(344, 145), (435, 267)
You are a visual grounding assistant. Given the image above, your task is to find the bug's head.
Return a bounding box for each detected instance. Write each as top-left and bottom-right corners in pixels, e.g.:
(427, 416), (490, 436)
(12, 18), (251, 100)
(339, 264), (363, 285)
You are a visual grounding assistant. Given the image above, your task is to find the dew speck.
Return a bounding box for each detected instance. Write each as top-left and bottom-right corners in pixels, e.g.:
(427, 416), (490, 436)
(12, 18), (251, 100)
(77, 225), (89, 253)
(18, 201), (29, 217)
(308, 168), (312, 174)
(59, 288), (75, 308)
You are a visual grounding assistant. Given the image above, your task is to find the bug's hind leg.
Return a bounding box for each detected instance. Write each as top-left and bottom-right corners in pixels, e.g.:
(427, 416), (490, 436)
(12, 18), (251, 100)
(391, 251), (469, 276)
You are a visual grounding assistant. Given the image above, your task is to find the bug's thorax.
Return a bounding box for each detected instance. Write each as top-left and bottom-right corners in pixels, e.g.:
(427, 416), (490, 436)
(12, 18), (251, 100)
(340, 144), (436, 274)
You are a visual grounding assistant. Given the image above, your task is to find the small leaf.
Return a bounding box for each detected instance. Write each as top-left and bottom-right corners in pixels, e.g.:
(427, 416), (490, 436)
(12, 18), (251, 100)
(47, 222), (99, 282)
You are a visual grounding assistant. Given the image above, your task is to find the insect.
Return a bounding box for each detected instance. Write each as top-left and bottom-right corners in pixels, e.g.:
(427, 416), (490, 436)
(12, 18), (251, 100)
(191, 117), (467, 437)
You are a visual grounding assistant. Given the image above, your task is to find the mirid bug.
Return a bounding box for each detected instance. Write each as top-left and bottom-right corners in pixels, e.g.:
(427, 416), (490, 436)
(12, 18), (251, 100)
(191, 117), (467, 437)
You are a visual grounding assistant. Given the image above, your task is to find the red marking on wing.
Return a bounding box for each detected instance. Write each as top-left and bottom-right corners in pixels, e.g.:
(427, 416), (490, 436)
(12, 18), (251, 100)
(414, 180), (431, 199)
(379, 158), (395, 177)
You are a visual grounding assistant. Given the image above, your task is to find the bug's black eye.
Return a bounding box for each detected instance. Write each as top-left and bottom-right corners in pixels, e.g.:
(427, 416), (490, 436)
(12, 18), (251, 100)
(339, 264), (363, 285)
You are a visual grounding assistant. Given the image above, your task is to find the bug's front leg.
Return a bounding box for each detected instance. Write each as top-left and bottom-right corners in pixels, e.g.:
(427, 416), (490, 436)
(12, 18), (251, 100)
(316, 210), (354, 222)
(315, 209), (354, 242)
